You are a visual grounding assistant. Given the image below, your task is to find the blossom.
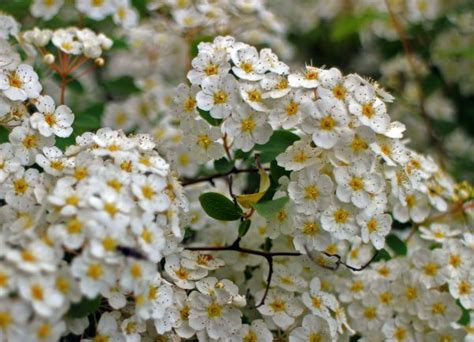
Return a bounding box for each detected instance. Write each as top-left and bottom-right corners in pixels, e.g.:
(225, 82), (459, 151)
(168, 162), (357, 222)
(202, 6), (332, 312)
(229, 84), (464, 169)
(289, 314), (335, 342)
(76, 0), (115, 20)
(0, 64), (42, 101)
(257, 288), (304, 330)
(30, 0), (64, 20)
(222, 105), (272, 152)
(196, 74), (238, 119)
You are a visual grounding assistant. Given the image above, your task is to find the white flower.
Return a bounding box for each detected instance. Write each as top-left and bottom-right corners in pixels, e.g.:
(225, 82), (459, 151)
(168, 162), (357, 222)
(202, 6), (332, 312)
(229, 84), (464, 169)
(357, 212), (392, 249)
(231, 44), (268, 81)
(412, 248), (448, 288)
(0, 299), (31, 341)
(302, 277), (338, 319)
(276, 138), (321, 171)
(272, 262), (307, 292)
(28, 318), (66, 342)
(393, 191), (430, 223)
(131, 174), (170, 212)
(196, 74), (238, 119)
(229, 319), (273, 342)
(240, 81), (268, 112)
(30, 0), (64, 20)
(0, 64), (42, 101)
(89, 187), (131, 229)
(287, 166), (333, 215)
(187, 52), (230, 85)
(112, 0), (138, 29)
(85, 311), (124, 342)
(130, 213), (166, 263)
(165, 254), (207, 289)
(449, 267), (474, 309)
(381, 316), (415, 342)
(348, 294), (389, 332)
(188, 277), (242, 339)
(317, 67), (348, 101)
(2, 167), (41, 208)
(9, 123), (55, 165)
(0, 143), (21, 182)
(257, 288), (304, 330)
(260, 48), (289, 75)
(182, 119), (224, 163)
(76, 0), (115, 20)
(222, 105), (272, 152)
(293, 214), (332, 254)
(6, 241), (57, 273)
(119, 259), (157, 292)
(71, 255), (116, 298)
(334, 159), (384, 209)
(321, 201), (358, 241)
(172, 83), (199, 120)
(51, 28), (82, 54)
(289, 314), (335, 342)
(419, 223), (461, 243)
(288, 65), (320, 88)
(301, 97), (350, 149)
(417, 291), (461, 330)
(36, 146), (72, 176)
(261, 73), (291, 99)
(269, 89), (308, 129)
(19, 275), (64, 317)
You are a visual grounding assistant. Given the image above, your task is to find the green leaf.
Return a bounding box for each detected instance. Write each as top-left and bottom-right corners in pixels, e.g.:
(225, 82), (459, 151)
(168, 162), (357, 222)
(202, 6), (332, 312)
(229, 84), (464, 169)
(214, 158), (235, 174)
(255, 130), (300, 163)
(67, 296), (101, 318)
(270, 159), (290, 183)
(104, 76), (140, 96)
(73, 102), (104, 134)
(372, 248), (391, 262)
(253, 196), (289, 219)
(191, 36), (213, 57)
(385, 234), (407, 256)
(238, 220), (251, 237)
(199, 192), (243, 221)
(198, 109), (223, 126)
(457, 300), (470, 326)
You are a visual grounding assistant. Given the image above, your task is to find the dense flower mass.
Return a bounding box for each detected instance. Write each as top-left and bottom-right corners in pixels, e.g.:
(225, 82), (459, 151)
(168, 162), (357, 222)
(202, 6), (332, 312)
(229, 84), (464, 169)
(0, 2), (473, 341)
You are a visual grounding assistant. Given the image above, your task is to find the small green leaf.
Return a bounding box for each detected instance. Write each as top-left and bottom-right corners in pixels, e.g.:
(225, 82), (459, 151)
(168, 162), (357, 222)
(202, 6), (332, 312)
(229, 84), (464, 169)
(198, 109), (223, 126)
(105, 76), (140, 96)
(214, 158), (235, 174)
(386, 234), (407, 256)
(255, 130), (300, 163)
(253, 196), (289, 219)
(199, 192), (243, 221)
(67, 296), (101, 318)
(372, 248), (391, 262)
(238, 220), (252, 237)
(457, 300), (470, 326)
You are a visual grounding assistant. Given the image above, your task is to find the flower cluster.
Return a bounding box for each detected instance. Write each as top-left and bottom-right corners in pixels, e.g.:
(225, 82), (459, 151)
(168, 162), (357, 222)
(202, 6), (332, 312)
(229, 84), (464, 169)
(0, 4), (473, 341)
(30, 0), (139, 28)
(22, 27), (113, 60)
(178, 36), (454, 251)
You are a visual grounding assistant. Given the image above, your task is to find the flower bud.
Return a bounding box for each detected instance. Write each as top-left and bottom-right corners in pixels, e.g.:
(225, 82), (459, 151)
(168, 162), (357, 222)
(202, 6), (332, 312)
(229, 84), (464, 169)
(43, 53), (55, 65)
(94, 57), (105, 67)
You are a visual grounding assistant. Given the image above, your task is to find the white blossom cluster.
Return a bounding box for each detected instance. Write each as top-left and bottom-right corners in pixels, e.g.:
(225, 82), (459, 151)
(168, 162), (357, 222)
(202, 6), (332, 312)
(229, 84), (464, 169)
(29, 0), (139, 28)
(177, 36), (454, 251)
(22, 27), (113, 60)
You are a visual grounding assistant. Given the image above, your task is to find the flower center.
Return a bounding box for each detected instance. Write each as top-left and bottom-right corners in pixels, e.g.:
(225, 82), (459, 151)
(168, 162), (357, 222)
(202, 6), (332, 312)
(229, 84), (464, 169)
(286, 101), (299, 116)
(332, 84), (346, 99)
(362, 103), (374, 118)
(431, 302), (446, 315)
(22, 134), (37, 148)
(320, 115), (335, 130)
(14, 178), (29, 194)
(207, 302), (222, 318)
(241, 62), (253, 73)
(213, 90), (228, 104)
(349, 177), (364, 191)
(44, 113), (56, 126)
(334, 208), (349, 224)
(8, 72), (22, 88)
(204, 63), (218, 76)
(241, 117), (256, 132)
(87, 263), (104, 280)
(270, 299), (286, 312)
(197, 134), (211, 149)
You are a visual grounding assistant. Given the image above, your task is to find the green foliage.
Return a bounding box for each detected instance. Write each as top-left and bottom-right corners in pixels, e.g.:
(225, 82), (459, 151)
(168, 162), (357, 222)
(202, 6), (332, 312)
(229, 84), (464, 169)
(255, 130), (300, 163)
(199, 192), (243, 221)
(104, 76), (140, 97)
(372, 248), (392, 262)
(214, 158), (234, 174)
(385, 234), (407, 256)
(238, 220), (251, 237)
(253, 196), (289, 219)
(67, 296), (101, 319)
(331, 10), (387, 42)
(457, 300), (471, 326)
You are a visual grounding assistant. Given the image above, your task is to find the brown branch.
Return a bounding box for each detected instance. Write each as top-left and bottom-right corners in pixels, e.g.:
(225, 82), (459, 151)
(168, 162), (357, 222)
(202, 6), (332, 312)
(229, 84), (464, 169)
(185, 242), (378, 305)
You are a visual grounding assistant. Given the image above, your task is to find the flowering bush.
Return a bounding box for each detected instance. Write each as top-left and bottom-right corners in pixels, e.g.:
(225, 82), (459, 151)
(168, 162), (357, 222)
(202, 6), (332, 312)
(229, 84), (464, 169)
(0, 1), (473, 341)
